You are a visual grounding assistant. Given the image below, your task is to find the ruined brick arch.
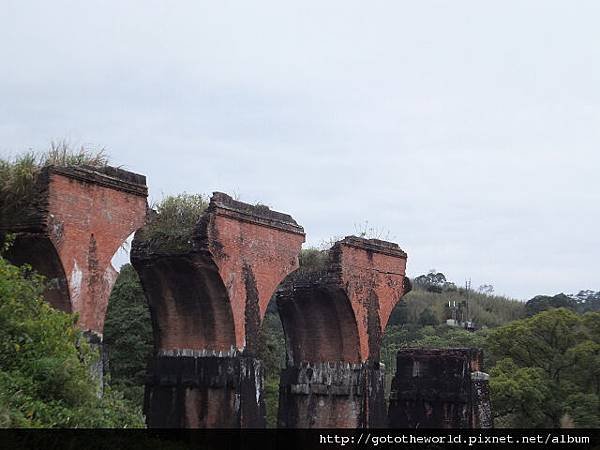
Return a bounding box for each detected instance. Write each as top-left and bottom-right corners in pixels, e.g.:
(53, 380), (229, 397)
(277, 284), (362, 365)
(132, 193), (305, 355)
(132, 254), (237, 352)
(133, 192), (305, 428)
(276, 237), (410, 428)
(0, 165), (149, 337)
(277, 238), (410, 366)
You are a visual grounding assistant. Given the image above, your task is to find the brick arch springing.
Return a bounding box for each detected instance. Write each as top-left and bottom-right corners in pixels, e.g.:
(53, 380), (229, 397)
(132, 254), (237, 353)
(0, 165), (148, 336)
(132, 192), (305, 428)
(277, 284), (361, 365)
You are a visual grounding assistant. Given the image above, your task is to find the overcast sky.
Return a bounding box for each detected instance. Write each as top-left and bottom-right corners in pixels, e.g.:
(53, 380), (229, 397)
(2, 1), (599, 300)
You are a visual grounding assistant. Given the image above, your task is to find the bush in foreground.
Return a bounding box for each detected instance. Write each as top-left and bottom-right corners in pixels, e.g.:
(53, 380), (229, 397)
(0, 249), (143, 428)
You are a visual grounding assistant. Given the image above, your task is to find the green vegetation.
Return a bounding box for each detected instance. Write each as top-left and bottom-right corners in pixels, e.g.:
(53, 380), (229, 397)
(140, 193), (209, 252)
(0, 143), (108, 217)
(487, 308), (600, 427)
(388, 272), (526, 329)
(297, 247), (329, 272)
(380, 272), (599, 428)
(488, 308), (600, 427)
(103, 264), (153, 407)
(0, 248), (143, 427)
(257, 310), (285, 428)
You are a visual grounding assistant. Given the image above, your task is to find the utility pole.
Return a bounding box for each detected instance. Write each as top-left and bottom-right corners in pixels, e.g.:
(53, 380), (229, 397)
(465, 279), (471, 325)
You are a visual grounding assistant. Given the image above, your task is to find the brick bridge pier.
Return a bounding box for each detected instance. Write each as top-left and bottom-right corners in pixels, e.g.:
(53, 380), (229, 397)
(276, 237), (410, 428)
(131, 192), (304, 428)
(0, 165), (148, 382)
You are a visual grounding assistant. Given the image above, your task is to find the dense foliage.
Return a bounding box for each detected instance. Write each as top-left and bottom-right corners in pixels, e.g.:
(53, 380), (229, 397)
(0, 251), (143, 428)
(140, 193), (209, 252)
(103, 264), (153, 407)
(297, 247), (329, 272)
(487, 308), (600, 427)
(257, 310), (286, 428)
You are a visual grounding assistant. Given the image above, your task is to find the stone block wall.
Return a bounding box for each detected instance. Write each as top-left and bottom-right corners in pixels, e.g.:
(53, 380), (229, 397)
(388, 348), (493, 428)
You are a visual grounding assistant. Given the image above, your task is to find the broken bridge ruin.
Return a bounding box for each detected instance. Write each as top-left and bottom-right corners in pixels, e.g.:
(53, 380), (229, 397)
(0, 164), (148, 378)
(277, 237), (411, 428)
(131, 192), (305, 427)
(1, 165), (495, 429)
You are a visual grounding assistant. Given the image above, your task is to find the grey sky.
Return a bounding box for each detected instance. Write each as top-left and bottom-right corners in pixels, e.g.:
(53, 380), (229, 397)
(2, 1), (599, 300)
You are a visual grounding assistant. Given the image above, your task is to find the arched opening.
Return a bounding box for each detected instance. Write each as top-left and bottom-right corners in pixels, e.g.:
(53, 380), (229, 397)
(136, 255), (236, 352)
(257, 288), (363, 428)
(5, 234), (71, 313)
(278, 286), (361, 365)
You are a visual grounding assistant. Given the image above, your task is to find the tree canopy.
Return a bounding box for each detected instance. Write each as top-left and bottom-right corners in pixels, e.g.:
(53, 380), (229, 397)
(487, 308), (600, 427)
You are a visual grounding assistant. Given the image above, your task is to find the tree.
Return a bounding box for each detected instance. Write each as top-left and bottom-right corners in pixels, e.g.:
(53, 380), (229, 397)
(103, 264), (153, 406)
(477, 284), (494, 295)
(257, 307), (286, 428)
(412, 271), (457, 294)
(418, 307), (439, 326)
(0, 253), (143, 427)
(490, 358), (559, 428)
(487, 308), (582, 380)
(486, 309), (599, 427)
(525, 293), (577, 316)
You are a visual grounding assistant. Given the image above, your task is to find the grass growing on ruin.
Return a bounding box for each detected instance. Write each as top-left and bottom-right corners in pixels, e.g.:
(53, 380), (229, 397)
(141, 193), (209, 252)
(0, 142), (109, 218)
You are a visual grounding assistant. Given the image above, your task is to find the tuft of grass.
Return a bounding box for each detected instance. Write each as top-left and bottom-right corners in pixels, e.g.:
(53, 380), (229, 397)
(44, 140), (109, 167)
(0, 142), (109, 218)
(142, 193), (209, 252)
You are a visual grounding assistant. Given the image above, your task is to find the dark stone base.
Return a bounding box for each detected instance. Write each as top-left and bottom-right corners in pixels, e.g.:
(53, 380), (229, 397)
(278, 361), (385, 428)
(387, 348), (493, 428)
(144, 355), (265, 428)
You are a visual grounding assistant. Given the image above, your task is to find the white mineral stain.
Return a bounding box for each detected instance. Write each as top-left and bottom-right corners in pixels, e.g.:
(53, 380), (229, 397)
(70, 260), (83, 310)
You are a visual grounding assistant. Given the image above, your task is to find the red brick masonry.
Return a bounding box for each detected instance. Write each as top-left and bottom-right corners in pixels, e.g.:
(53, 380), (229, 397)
(277, 236), (410, 428)
(1, 165), (148, 336)
(131, 192), (305, 428)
